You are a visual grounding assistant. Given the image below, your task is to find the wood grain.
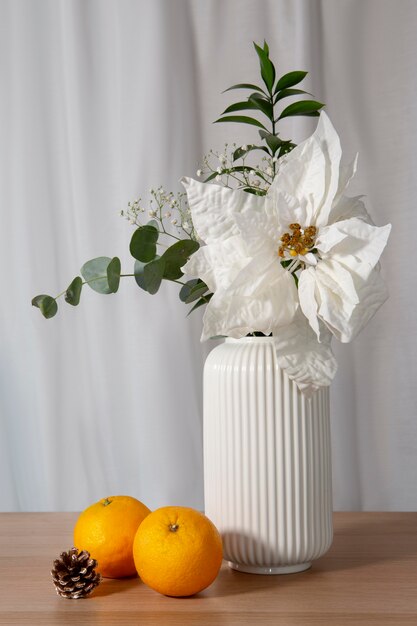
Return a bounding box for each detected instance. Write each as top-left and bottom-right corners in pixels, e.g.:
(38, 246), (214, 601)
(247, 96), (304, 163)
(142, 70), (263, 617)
(0, 512), (416, 625)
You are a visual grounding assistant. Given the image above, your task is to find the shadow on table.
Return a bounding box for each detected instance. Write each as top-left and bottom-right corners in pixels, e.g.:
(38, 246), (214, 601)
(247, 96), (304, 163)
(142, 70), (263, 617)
(93, 576), (140, 598)
(210, 514), (417, 595)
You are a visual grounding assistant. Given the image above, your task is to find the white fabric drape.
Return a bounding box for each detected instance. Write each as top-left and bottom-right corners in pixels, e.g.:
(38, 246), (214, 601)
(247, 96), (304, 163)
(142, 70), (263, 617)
(1, 0), (416, 511)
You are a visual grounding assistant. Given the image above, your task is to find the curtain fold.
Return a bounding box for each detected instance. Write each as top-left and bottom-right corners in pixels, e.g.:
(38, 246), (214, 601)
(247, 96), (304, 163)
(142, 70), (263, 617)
(1, 0), (416, 511)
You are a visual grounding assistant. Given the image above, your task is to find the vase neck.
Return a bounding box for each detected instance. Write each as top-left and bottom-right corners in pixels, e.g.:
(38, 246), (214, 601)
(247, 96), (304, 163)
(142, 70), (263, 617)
(225, 337), (275, 344)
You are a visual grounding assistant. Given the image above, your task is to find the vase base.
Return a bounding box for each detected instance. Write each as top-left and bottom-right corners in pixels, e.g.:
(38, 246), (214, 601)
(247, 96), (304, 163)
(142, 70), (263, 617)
(227, 561), (312, 575)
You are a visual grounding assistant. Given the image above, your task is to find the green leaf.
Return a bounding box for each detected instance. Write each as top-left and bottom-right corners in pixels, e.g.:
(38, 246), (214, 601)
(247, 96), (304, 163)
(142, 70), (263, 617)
(214, 115), (268, 131)
(134, 260), (148, 291)
(275, 71), (308, 92)
(229, 165), (258, 174)
(65, 277), (82, 306)
(242, 187), (267, 195)
(81, 257), (113, 294)
(253, 42), (276, 93)
(107, 257), (121, 293)
(232, 145), (269, 161)
(147, 219), (159, 230)
(226, 165), (268, 183)
(263, 40), (269, 55)
(223, 83), (267, 95)
(180, 279), (209, 304)
(32, 294), (58, 319)
(179, 279), (200, 302)
(143, 258), (165, 295)
(266, 135), (282, 153)
(129, 225), (159, 263)
(278, 142), (296, 157)
(204, 172), (218, 183)
(278, 100), (324, 120)
(274, 88), (310, 102)
(248, 94), (273, 120)
(222, 100), (259, 115)
(134, 256), (163, 293)
(187, 293), (213, 316)
(232, 146), (251, 161)
(161, 240), (200, 280)
(258, 130), (283, 154)
(184, 281), (209, 304)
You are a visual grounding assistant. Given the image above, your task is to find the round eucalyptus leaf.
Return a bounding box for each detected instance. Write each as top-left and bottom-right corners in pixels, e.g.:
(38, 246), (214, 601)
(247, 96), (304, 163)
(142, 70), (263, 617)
(80, 257), (113, 294)
(179, 279), (199, 302)
(143, 258), (165, 295)
(161, 240), (199, 280)
(129, 225), (159, 263)
(107, 257), (121, 293)
(65, 276), (82, 306)
(185, 281), (209, 304)
(134, 260), (147, 291)
(32, 294), (58, 319)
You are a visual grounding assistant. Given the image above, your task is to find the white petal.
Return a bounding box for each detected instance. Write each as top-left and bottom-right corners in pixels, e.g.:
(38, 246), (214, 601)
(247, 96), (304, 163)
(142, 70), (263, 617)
(233, 202), (279, 256)
(312, 260), (388, 343)
(316, 224), (348, 253)
(181, 177), (264, 244)
(269, 138), (326, 226)
(181, 235), (251, 292)
(300, 252), (318, 266)
(332, 153), (358, 206)
(330, 266), (389, 343)
(269, 112), (342, 227)
(306, 259), (362, 340)
(298, 268), (321, 339)
(272, 191), (308, 232)
(329, 194), (374, 225)
(200, 267), (298, 340)
(227, 251), (280, 296)
(312, 112), (343, 225)
(314, 278), (355, 339)
(316, 259), (360, 305)
(322, 218), (392, 280)
(274, 311), (338, 396)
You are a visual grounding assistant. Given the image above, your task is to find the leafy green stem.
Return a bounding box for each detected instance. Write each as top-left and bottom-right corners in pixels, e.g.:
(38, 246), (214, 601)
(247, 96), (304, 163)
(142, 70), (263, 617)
(55, 275), (114, 302)
(271, 106), (277, 177)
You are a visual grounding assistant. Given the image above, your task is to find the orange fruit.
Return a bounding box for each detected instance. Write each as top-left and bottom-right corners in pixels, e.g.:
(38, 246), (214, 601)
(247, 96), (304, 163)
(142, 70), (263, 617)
(133, 506), (223, 596)
(74, 495), (151, 578)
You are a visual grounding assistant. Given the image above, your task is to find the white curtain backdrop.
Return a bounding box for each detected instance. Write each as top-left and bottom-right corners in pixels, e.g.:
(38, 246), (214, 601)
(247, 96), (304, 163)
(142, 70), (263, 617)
(1, 0), (416, 511)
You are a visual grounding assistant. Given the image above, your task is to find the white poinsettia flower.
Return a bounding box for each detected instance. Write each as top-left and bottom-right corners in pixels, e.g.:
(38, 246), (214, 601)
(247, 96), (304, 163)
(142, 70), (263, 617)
(181, 111), (391, 392)
(187, 113), (391, 342)
(181, 176), (298, 340)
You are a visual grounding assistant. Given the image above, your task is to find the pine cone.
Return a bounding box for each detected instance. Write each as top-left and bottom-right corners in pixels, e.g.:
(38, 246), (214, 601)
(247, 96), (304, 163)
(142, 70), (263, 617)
(51, 547), (101, 599)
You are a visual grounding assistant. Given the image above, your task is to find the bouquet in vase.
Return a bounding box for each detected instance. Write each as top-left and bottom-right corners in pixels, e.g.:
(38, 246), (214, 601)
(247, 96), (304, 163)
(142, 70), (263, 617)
(33, 41), (391, 396)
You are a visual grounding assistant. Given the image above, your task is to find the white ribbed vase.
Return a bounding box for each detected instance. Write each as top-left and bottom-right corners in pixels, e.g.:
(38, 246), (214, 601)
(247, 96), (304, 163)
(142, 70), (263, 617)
(204, 337), (333, 575)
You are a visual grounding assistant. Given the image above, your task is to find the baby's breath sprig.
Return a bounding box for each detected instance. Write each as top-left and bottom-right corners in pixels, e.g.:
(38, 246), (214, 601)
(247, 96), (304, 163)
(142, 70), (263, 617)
(197, 143), (284, 196)
(120, 188), (197, 242)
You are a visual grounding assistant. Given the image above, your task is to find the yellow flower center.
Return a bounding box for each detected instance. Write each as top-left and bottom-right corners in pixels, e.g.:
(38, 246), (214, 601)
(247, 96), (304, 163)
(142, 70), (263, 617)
(278, 223), (317, 258)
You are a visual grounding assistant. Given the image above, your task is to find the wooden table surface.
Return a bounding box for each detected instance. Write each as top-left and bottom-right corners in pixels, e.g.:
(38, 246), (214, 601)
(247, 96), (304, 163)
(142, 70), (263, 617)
(0, 512), (416, 625)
